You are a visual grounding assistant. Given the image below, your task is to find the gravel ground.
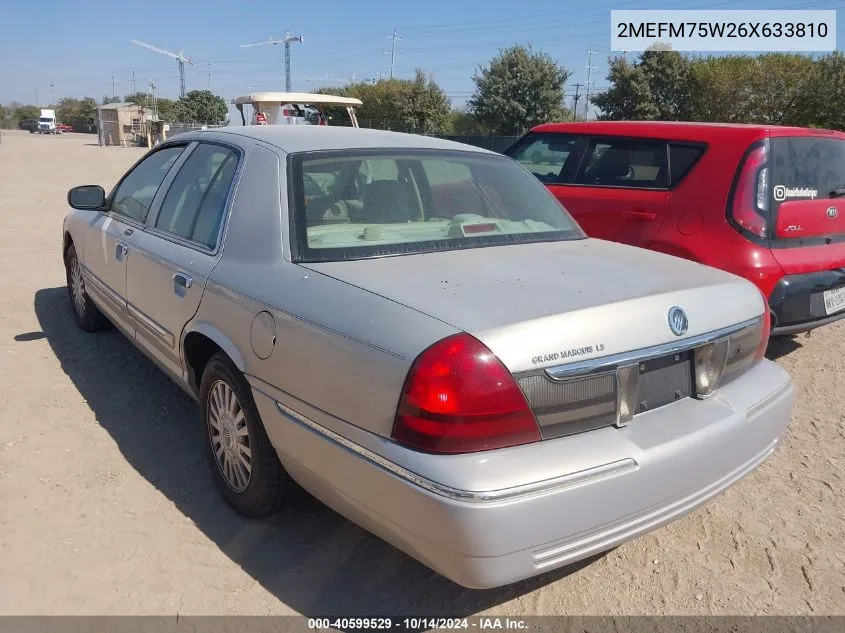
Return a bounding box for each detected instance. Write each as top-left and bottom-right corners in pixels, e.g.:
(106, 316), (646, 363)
(0, 130), (843, 616)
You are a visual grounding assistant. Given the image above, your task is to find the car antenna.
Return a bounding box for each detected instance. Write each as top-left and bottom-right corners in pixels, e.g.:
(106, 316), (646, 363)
(776, 52), (815, 124)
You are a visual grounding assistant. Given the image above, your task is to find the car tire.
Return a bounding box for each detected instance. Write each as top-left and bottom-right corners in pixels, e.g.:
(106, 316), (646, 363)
(65, 244), (110, 332)
(200, 353), (293, 518)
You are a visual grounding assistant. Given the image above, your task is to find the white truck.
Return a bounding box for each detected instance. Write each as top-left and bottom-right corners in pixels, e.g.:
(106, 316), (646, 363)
(38, 109), (59, 134)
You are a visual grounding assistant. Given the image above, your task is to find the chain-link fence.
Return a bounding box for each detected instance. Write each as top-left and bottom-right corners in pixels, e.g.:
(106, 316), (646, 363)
(165, 122), (228, 137)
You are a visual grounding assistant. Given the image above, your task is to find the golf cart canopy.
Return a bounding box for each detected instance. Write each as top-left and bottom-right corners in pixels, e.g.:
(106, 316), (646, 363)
(232, 92), (362, 127)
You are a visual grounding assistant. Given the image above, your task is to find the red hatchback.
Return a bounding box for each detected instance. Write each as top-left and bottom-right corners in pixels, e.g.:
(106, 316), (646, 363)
(505, 121), (845, 336)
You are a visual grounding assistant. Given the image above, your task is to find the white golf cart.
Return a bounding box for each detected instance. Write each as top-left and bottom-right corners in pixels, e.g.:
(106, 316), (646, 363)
(232, 92), (362, 127)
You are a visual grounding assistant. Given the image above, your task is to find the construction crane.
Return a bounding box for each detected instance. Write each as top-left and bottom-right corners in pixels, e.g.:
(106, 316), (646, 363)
(130, 39), (193, 98)
(240, 31), (303, 92)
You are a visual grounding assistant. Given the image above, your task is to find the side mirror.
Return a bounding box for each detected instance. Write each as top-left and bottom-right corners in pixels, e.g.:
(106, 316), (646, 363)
(68, 185), (106, 210)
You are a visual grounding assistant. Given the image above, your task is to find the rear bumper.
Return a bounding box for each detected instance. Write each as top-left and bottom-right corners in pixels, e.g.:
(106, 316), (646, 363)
(769, 268), (845, 335)
(252, 360), (794, 589)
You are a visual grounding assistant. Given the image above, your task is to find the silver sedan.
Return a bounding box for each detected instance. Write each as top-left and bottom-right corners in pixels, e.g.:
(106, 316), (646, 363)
(62, 126), (795, 589)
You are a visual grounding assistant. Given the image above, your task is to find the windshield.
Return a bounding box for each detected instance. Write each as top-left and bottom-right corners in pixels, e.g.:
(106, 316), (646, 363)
(39, 117), (52, 122)
(289, 149), (584, 262)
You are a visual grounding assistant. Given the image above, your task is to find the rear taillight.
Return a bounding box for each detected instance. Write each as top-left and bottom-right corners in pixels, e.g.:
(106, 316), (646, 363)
(730, 140), (770, 239)
(392, 333), (541, 454)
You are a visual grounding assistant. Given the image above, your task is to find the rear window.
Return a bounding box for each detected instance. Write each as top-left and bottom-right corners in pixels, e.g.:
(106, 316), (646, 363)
(575, 138), (668, 189)
(290, 149), (585, 262)
(770, 137), (845, 209)
(669, 144), (705, 185)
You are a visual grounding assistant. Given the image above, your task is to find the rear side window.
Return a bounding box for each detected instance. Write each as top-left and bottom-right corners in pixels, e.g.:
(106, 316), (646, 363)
(770, 137), (845, 209)
(668, 143), (705, 186)
(575, 138), (668, 189)
(155, 143), (239, 248)
(507, 133), (580, 185)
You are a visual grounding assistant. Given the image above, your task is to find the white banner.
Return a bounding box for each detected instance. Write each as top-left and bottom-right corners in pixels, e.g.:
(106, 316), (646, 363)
(610, 10), (836, 52)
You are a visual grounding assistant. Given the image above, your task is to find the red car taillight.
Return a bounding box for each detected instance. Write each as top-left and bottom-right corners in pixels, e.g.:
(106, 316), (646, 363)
(730, 140), (770, 239)
(392, 333), (541, 454)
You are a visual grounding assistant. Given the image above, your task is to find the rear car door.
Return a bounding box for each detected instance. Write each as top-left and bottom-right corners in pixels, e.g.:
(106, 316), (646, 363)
(564, 137), (671, 246)
(126, 141), (241, 379)
(82, 145), (186, 333)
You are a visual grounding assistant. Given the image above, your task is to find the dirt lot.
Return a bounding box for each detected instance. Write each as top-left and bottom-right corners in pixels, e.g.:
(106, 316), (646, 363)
(0, 130), (843, 616)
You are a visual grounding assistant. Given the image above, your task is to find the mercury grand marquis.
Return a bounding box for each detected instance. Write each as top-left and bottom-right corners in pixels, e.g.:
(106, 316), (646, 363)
(62, 125), (795, 589)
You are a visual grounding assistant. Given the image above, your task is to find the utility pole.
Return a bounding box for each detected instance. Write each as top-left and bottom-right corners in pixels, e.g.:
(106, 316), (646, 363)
(131, 69), (136, 94)
(49, 81), (55, 106)
(111, 74), (117, 99)
(35, 89), (39, 105)
(207, 61), (212, 90)
(584, 46), (597, 121)
(572, 83), (583, 121)
(149, 79), (158, 123)
(385, 29), (401, 79)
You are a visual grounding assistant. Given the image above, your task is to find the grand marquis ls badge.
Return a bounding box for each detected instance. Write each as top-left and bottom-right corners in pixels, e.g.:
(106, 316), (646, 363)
(668, 306), (688, 336)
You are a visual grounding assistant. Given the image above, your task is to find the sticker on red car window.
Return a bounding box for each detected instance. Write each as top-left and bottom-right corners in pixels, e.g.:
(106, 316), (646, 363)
(773, 185), (818, 201)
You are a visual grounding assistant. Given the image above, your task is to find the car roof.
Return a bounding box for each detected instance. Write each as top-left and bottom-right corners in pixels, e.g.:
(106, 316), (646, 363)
(188, 125), (497, 155)
(530, 120), (845, 141)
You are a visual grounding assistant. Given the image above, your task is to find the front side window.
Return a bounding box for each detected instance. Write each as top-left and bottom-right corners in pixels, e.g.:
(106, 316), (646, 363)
(110, 146), (185, 222)
(507, 133), (580, 185)
(575, 138), (668, 189)
(291, 149), (584, 262)
(155, 143), (239, 248)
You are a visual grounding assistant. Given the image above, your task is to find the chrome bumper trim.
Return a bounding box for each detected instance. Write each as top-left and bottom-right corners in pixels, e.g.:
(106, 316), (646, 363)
(274, 400), (638, 504)
(545, 316), (762, 380)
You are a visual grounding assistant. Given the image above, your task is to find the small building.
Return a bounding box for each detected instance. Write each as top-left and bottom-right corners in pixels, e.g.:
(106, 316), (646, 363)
(97, 102), (145, 147)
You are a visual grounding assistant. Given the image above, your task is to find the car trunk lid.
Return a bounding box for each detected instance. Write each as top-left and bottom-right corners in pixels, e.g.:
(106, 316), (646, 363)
(301, 239), (763, 375)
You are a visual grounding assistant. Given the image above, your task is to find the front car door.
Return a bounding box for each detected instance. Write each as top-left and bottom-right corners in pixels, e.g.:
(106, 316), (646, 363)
(126, 141), (242, 379)
(82, 145), (186, 333)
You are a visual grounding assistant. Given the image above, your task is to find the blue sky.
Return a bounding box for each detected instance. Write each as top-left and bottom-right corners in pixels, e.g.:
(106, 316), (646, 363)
(0, 0), (840, 117)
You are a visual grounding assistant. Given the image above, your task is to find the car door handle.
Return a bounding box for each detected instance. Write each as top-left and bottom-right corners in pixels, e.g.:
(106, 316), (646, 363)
(115, 242), (129, 258)
(622, 210), (657, 221)
(173, 272), (193, 289)
(124, 228), (134, 236)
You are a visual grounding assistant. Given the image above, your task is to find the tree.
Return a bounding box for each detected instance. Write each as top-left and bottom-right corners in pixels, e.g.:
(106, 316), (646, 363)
(55, 97), (98, 131)
(447, 109), (489, 135)
(173, 90), (228, 125)
(123, 92), (153, 106)
(11, 104), (40, 125)
(398, 69), (452, 134)
(468, 44), (570, 135)
(592, 46), (692, 120)
(101, 95), (120, 105)
(592, 57), (657, 120)
(792, 51), (845, 130)
(315, 73), (451, 134)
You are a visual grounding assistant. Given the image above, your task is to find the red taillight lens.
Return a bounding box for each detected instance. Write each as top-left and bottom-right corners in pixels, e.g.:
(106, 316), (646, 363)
(392, 333), (540, 454)
(730, 141), (770, 239)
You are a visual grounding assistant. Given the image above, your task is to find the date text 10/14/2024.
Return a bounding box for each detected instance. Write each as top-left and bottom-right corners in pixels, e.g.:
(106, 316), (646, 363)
(308, 617), (530, 631)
